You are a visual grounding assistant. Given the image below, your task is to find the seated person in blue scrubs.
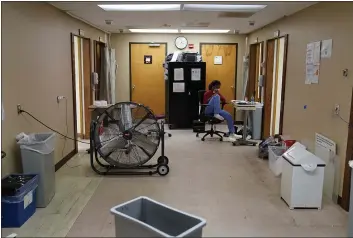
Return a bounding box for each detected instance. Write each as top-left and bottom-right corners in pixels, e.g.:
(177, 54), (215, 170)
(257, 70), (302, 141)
(204, 80), (239, 141)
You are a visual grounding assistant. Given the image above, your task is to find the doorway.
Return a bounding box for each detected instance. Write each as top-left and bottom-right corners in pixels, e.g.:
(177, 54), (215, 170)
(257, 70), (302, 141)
(263, 35), (288, 138)
(341, 88), (353, 211)
(200, 43), (238, 117)
(247, 42), (264, 102)
(130, 42), (167, 115)
(71, 33), (92, 143)
(93, 40), (106, 101)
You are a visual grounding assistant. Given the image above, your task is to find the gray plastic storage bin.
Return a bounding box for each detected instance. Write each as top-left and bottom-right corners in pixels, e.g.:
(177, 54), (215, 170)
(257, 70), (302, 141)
(111, 196), (207, 237)
(18, 133), (56, 208)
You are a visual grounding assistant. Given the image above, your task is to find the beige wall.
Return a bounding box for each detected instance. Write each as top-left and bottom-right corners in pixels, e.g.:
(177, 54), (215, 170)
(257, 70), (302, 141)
(1, 2), (105, 175)
(248, 2), (353, 195)
(111, 33), (247, 104)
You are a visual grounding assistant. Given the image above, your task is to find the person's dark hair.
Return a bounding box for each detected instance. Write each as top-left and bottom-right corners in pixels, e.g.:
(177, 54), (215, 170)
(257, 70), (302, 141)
(208, 80), (221, 90)
(211, 80), (221, 90)
(208, 82), (213, 90)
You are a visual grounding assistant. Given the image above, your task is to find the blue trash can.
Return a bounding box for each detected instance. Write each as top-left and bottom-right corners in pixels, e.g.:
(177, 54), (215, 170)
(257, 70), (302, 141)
(2, 174), (39, 228)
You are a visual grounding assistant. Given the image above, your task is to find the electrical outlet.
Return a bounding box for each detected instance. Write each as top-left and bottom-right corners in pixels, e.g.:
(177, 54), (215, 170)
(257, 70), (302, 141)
(17, 104), (22, 114)
(334, 104), (340, 115)
(57, 96), (65, 103)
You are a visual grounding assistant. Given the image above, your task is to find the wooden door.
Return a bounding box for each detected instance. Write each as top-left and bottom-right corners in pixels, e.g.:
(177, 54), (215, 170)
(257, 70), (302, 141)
(130, 43), (166, 115)
(94, 41), (105, 100)
(247, 44), (258, 99)
(263, 39), (275, 138)
(82, 38), (92, 139)
(341, 88), (353, 211)
(200, 44), (237, 116)
(263, 36), (288, 138)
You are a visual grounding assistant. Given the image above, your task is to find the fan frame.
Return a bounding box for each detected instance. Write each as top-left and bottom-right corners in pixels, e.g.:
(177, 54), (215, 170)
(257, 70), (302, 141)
(89, 102), (169, 176)
(93, 102), (161, 168)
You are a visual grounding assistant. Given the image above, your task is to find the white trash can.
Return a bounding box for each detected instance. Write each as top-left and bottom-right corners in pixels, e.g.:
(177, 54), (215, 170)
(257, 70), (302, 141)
(268, 146), (286, 176)
(111, 196), (207, 237)
(281, 144), (326, 209)
(17, 133), (56, 208)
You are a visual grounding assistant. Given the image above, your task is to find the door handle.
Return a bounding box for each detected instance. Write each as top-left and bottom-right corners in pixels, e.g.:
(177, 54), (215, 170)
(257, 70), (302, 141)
(230, 86), (234, 89)
(132, 85), (136, 90)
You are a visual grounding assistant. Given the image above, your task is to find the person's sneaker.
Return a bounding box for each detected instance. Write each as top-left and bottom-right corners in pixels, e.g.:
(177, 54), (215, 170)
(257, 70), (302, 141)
(214, 114), (224, 121)
(224, 132), (241, 138)
(227, 133), (241, 142)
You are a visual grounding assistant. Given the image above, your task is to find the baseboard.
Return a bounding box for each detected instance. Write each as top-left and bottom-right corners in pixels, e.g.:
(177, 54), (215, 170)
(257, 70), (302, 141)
(55, 149), (77, 171)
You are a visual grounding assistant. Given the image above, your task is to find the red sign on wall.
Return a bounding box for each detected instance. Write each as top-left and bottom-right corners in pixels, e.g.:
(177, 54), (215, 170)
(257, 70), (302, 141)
(188, 44), (194, 49)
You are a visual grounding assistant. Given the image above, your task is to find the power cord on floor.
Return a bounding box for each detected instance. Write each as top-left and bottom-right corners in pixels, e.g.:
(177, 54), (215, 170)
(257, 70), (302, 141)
(20, 109), (125, 146)
(20, 109), (90, 144)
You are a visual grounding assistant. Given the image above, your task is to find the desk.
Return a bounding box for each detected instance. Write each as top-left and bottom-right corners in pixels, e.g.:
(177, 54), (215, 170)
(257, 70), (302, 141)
(231, 102), (257, 146)
(88, 104), (113, 121)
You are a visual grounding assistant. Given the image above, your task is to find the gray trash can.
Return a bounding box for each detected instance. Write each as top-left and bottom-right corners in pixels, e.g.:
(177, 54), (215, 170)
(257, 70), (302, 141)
(250, 102), (263, 140)
(111, 196), (207, 237)
(17, 133), (56, 208)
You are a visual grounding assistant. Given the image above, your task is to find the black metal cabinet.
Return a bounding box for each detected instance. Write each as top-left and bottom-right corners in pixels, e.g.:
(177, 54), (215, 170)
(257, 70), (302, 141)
(166, 62), (206, 129)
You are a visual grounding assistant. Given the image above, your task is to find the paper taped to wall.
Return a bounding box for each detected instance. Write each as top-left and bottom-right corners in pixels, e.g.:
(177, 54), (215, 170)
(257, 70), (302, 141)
(305, 41), (321, 84)
(306, 64), (320, 84)
(321, 39), (332, 58)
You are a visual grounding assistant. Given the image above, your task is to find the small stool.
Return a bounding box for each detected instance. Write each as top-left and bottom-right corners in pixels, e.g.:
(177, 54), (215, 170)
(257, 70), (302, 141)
(155, 114), (172, 137)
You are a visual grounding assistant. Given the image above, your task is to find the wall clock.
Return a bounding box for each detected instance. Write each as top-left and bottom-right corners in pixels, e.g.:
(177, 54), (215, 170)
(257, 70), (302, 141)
(175, 36), (188, 50)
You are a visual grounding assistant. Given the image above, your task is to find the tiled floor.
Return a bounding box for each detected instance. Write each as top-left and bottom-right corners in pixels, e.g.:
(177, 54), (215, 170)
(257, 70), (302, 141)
(2, 129), (348, 237)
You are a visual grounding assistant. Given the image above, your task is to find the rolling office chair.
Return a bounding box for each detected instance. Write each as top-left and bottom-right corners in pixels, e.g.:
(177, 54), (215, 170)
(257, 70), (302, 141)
(142, 106), (172, 138)
(196, 90), (226, 141)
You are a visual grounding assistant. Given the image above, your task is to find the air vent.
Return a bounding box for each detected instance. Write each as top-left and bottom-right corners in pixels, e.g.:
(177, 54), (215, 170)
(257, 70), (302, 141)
(218, 12), (256, 18)
(105, 20), (113, 25)
(182, 22), (210, 28)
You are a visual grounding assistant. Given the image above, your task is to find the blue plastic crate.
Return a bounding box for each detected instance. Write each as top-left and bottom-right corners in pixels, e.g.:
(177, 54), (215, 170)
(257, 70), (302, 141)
(2, 174), (39, 228)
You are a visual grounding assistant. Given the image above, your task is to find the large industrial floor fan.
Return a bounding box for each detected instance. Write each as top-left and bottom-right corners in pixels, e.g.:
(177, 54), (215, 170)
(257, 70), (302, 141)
(90, 102), (170, 176)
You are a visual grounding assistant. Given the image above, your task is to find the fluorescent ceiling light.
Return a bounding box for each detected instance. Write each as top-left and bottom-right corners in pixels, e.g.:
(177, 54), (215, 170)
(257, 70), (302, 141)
(129, 29), (179, 33)
(180, 29), (230, 34)
(183, 4), (266, 12)
(98, 4), (180, 11)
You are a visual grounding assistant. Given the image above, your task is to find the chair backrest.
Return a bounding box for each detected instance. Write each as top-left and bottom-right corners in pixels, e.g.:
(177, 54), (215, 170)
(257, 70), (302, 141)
(197, 90), (207, 121)
(198, 90), (206, 105)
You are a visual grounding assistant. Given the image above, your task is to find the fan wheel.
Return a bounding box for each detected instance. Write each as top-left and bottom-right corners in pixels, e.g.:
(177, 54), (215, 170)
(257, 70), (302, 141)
(157, 164), (169, 176)
(157, 156), (169, 165)
(93, 102), (161, 168)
